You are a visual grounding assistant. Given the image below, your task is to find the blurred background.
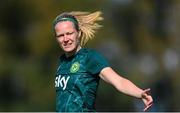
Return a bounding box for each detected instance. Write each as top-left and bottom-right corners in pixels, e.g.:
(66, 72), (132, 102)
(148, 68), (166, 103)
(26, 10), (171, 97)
(0, 0), (180, 111)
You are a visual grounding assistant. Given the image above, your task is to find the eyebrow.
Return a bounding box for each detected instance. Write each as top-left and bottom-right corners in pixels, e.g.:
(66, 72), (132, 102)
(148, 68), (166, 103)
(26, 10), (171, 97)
(56, 31), (75, 37)
(56, 33), (64, 37)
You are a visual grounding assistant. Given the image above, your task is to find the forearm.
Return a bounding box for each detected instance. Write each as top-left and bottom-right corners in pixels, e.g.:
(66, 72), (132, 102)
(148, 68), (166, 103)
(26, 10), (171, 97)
(100, 67), (153, 111)
(100, 67), (144, 99)
(114, 77), (144, 99)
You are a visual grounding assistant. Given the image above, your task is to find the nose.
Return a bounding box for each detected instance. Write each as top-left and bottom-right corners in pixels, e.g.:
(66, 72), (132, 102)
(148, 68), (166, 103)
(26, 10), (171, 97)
(63, 35), (68, 42)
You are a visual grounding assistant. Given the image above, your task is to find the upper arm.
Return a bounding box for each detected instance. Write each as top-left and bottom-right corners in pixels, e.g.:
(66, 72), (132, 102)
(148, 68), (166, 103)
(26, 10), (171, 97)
(99, 67), (124, 87)
(86, 49), (109, 75)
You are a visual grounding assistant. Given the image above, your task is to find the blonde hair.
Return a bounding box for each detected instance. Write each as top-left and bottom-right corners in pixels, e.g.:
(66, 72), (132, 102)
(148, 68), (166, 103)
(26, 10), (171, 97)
(53, 11), (103, 46)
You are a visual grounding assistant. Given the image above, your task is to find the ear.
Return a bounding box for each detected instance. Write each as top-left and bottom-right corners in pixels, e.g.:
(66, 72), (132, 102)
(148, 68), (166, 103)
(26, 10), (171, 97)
(77, 30), (82, 45)
(78, 30), (82, 38)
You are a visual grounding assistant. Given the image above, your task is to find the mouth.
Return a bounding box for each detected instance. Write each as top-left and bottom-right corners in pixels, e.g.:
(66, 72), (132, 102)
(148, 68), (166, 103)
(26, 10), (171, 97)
(63, 43), (72, 48)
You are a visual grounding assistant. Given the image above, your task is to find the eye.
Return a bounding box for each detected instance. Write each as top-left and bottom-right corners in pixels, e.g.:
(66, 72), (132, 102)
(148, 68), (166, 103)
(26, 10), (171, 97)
(56, 34), (64, 38)
(66, 32), (74, 36)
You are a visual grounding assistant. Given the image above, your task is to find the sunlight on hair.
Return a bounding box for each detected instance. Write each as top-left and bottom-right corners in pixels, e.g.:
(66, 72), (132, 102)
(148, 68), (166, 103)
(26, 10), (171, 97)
(69, 11), (103, 46)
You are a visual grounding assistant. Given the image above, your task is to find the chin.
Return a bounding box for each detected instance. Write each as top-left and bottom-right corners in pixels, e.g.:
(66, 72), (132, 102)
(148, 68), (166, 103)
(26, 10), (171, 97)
(63, 47), (76, 53)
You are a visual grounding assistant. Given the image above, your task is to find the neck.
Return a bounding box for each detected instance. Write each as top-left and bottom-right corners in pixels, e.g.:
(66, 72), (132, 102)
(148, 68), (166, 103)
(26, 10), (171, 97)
(65, 46), (82, 57)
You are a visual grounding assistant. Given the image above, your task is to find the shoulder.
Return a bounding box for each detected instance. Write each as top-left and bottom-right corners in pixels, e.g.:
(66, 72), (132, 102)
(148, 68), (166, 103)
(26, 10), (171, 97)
(80, 48), (102, 55)
(79, 48), (104, 59)
(83, 48), (110, 74)
(81, 48), (108, 63)
(74, 48), (102, 63)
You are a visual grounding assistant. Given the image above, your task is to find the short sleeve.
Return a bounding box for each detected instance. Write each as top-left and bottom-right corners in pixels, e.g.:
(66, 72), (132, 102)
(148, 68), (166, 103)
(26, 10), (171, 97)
(86, 50), (109, 75)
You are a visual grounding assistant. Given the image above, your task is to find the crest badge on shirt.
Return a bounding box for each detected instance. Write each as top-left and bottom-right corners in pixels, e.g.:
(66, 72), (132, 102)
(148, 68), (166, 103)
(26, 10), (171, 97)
(70, 61), (80, 73)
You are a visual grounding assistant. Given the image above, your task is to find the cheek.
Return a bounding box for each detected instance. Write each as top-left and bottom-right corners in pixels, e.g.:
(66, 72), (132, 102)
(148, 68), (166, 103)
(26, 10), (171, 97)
(73, 35), (80, 43)
(73, 38), (79, 45)
(56, 38), (63, 44)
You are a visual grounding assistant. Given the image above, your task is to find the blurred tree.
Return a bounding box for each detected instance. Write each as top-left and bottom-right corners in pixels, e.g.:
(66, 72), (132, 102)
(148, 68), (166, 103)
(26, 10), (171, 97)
(0, 0), (179, 112)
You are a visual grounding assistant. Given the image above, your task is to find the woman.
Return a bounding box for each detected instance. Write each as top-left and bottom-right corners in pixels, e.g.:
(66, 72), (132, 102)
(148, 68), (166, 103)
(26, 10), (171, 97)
(53, 11), (153, 112)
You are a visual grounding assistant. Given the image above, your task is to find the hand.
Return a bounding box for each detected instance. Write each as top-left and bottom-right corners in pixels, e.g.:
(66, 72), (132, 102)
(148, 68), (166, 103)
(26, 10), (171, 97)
(141, 88), (153, 111)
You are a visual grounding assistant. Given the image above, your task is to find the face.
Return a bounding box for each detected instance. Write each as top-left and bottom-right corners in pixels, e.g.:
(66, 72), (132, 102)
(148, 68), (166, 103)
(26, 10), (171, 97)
(54, 21), (81, 56)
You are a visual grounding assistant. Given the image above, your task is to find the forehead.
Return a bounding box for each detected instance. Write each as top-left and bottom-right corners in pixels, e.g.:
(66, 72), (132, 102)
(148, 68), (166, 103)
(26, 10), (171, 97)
(55, 21), (75, 30)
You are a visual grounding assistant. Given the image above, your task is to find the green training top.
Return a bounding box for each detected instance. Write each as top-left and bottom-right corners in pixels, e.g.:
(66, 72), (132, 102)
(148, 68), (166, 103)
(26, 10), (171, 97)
(55, 48), (109, 112)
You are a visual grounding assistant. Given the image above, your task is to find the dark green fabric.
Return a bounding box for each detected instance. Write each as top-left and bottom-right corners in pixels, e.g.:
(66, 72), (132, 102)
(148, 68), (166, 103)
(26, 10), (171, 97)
(55, 48), (109, 112)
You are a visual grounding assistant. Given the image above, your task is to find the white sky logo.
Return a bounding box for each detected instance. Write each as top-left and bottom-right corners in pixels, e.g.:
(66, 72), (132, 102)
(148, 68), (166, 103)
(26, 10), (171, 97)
(55, 75), (70, 90)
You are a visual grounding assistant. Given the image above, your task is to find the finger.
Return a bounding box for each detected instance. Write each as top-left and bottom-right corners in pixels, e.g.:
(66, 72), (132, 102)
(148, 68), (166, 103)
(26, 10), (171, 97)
(144, 88), (150, 92)
(143, 103), (153, 112)
(144, 103), (153, 111)
(144, 105), (151, 112)
(142, 89), (151, 99)
(144, 88), (151, 94)
(147, 101), (153, 106)
(142, 93), (148, 99)
(144, 97), (153, 107)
